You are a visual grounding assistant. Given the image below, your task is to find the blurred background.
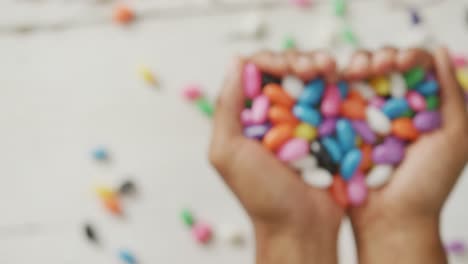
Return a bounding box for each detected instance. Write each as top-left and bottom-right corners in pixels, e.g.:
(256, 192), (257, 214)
(0, 0), (467, 263)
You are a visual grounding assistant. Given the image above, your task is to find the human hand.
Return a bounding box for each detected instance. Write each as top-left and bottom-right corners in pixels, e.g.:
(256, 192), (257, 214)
(209, 50), (345, 264)
(344, 47), (468, 264)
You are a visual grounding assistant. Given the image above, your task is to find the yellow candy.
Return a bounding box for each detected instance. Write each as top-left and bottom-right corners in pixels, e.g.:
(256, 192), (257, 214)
(95, 186), (116, 199)
(139, 65), (157, 85)
(370, 76), (390, 96)
(456, 68), (468, 91)
(294, 123), (317, 141)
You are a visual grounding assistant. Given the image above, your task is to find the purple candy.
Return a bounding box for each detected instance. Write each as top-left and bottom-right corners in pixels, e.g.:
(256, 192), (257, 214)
(372, 140), (405, 165)
(413, 111), (442, 132)
(319, 118), (337, 136)
(445, 240), (466, 255)
(243, 124), (270, 139)
(369, 96), (385, 109)
(384, 136), (405, 147)
(351, 121), (377, 144)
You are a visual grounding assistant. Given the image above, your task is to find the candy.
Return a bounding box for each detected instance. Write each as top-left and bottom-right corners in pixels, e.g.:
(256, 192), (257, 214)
(352, 82), (376, 100)
(293, 105), (322, 126)
(283, 36), (296, 50)
(218, 225), (245, 246)
(425, 95), (440, 110)
(294, 123), (317, 141)
(243, 63), (262, 99)
(182, 84), (202, 100)
(321, 137), (343, 163)
(333, 0), (346, 17)
(119, 180), (137, 195)
(181, 209), (195, 227)
(319, 118), (338, 136)
(277, 138), (309, 162)
(452, 55), (468, 67)
(118, 249), (137, 264)
(390, 72), (407, 98)
(303, 168), (333, 188)
(382, 98), (410, 119)
(113, 5), (134, 24)
(244, 124), (270, 139)
(366, 165), (393, 188)
(416, 80), (439, 96)
(251, 95), (270, 124)
(337, 81), (349, 99)
(289, 0), (312, 8)
(330, 176), (349, 208)
(372, 140), (404, 165)
(321, 85), (341, 117)
(310, 141), (338, 174)
(192, 222), (213, 244)
(290, 156), (318, 170)
(341, 98), (366, 119)
(263, 124), (295, 151)
(84, 223), (98, 243)
(369, 96), (385, 109)
(336, 119), (356, 152)
(298, 79), (325, 105)
(352, 121), (377, 144)
(409, 8), (421, 25)
(413, 111), (442, 132)
(282, 75), (305, 99)
(406, 91), (427, 111)
(445, 240), (466, 255)
(340, 149), (362, 180)
(347, 172), (368, 206)
(370, 76), (390, 96)
(359, 144), (373, 171)
(404, 67), (425, 88)
(264, 83), (295, 108)
(196, 98), (214, 117)
(139, 65), (157, 86)
(392, 118), (419, 141)
(366, 106), (392, 135)
(269, 105), (299, 125)
(456, 68), (468, 90)
(103, 195), (122, 215)
(92, 147), (109, 161)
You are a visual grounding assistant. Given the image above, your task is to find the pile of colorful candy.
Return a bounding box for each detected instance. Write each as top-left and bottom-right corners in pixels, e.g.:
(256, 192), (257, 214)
(453, 56), (468, 103)
(241, 63), (442, 207)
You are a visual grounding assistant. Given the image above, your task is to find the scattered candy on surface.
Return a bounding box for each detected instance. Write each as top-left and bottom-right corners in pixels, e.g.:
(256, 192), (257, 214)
(113, 4), (135, 24)
(96, 186), (122, 215)
(409, 8), (422, 25)
(282, 35), (297, 50)
(181, 208), (195, 227)
(445, 240), (467, 255)
(289, 0), (312, 8)
(118, 180), (137, 195)
(92, 147), (109, 161)
(195, 97), (214, 117)
(241, 64), (442, 207)
(84, 223), (98, 243)
(182, 84), (203, 101)
(138, 65), (157, 86)
(192, 222), (213, 244)
(118, 249), (137, 264)
(333, 0), (346, 17)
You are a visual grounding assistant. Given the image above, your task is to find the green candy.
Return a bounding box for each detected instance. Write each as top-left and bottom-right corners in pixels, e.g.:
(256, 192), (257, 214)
(402, 109), (415, 118)
(181, 209), (194, 227)
(196, 97), (214, 117)
(404, 67), (425, 88)
(245, 99), (253, 108)
(341, 26), (358, 46)
(334, 0), (346, 17)
(426, 95), (440, 110)
(283, 36), (296, 50)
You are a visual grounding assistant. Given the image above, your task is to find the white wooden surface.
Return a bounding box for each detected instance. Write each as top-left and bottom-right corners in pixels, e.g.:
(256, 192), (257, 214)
(0, 1), (467, 263)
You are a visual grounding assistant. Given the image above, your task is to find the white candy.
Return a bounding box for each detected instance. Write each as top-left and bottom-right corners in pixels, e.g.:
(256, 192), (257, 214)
(352, 82), (376, 100)
(290, 156), (318, 171)
(366, 106), (392, 135)
(366, 165), (394, 188)
(303, 168), (333, 189)
(218, 225), (245, 246)
(282, 75), (304, 99)
(390, 72), (407, 98)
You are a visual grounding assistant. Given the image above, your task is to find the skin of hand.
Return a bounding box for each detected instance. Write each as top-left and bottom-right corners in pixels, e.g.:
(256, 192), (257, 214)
(344, 47), (468, 264)
(209, 50), (344, 264)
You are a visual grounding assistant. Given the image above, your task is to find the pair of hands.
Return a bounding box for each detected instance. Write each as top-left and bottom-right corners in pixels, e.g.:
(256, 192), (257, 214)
(209, 47), (468, 264)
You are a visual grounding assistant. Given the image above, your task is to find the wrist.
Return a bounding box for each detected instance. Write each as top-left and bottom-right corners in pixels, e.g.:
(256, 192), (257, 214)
(254, 221), (339, 264)
(352, 212), (447, 264)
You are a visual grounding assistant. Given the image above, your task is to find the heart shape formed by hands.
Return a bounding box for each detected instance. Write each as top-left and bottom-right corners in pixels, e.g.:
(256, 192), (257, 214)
(241, 63), (442, 208)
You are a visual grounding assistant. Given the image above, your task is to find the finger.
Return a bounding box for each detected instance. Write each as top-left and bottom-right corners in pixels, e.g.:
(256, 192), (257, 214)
(433, 47), (467, 124)
(343, 50), (372, 81)
(311, 51), (338, 83)
(371, 46), (397, 75)
(396, 48), (434, 72)
(213, 56), (245, 139)
(285, 51), (319, 81)
(250, 50), (288, 77)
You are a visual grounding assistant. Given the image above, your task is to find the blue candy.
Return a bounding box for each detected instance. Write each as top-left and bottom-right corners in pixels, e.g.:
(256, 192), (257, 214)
(336, 119), (356, 152)
(321, 137), (343, 163)
(118, 249), (137, 264)
(293, 104), (322, 126)
(298, 79), (325, 105)
(337, 81), (349, 99)
(416, 80), (439, 96)
(92, 147), (108, 161)
(340, 149), (362, 181)
(381, 98), (410, 119)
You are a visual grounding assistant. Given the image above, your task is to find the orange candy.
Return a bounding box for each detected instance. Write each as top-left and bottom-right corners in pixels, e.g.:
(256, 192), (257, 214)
(268, 105), (299, 125)
(392, 118), (419, 141)
(102, 195), (122, 215)
(340, 98), (366, 120)
(263, 123), (295, 151)
(330, 176), (349, 208)
(359, 144), (373, 172)
(348, 90), (367, 105)
(263, 84), (295, 109)
(113, 4), (135, 24)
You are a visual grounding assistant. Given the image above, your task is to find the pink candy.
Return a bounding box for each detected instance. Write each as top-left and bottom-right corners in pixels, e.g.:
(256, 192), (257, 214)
(192, 222), (212, 244)
(347, 172), (368, 206)
(276, 138), (309, 162)
(452, 55), (468, 68)
(251, 95), (270, 124)
(243, 63), (262, 99)
(182, 84), (203, 100)
(406, 91), (426, 111)
(289, 0), (312, 7)
(321, 85), (341, 117)
(369, 96), (385, 109)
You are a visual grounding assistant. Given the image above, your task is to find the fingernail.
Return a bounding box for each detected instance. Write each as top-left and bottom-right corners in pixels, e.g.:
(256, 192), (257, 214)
(374, 52), (391, 65)
(228, 56), (241, 74)
(315, 52), (330, 67)
(296, 56), (313, 71)
(353, 54), (369, 69)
